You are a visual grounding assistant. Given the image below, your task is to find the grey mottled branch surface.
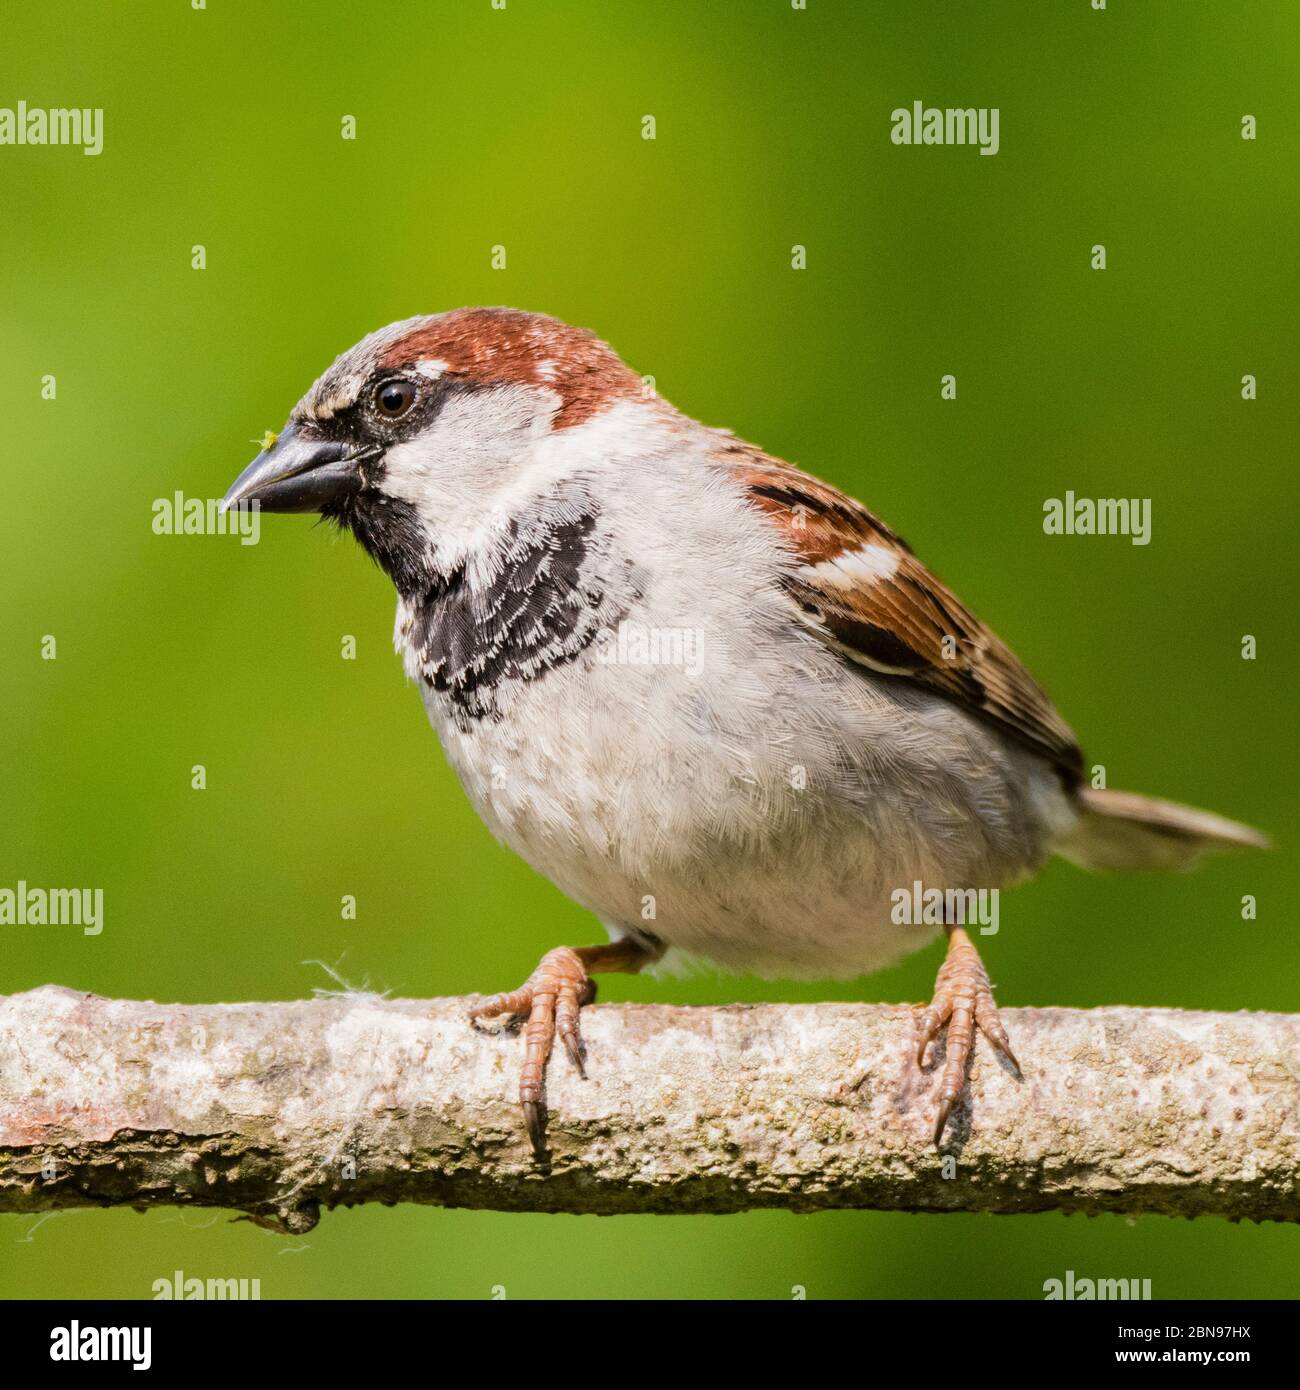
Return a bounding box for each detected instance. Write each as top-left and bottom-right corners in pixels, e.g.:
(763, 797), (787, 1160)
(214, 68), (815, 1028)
(1, 986), (1296, 1231)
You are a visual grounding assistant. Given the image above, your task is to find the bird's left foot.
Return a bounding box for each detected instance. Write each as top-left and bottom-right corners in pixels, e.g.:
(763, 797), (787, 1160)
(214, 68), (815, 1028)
(915, 926), (1020, 1146)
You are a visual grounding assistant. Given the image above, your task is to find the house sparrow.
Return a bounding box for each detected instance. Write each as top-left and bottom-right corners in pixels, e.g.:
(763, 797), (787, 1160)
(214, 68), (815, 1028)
(223, 307), (1267, 1155)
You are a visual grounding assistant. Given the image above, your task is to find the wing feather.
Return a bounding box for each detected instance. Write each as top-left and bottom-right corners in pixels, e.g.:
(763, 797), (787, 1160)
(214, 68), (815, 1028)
(717, 437), (1084, 783)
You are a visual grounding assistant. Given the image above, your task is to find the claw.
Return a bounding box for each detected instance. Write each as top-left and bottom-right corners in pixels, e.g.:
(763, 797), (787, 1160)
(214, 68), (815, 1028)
(522, 1100), (548, 1161)
(987, 1034), (1021, 1078)
(978, 1010), (1021, 1076)
(555, 978), (588, 1077)
(933, 1097), (955, 1149)
(558, 1028), (586, 1076)
(914, 1003), (947, 1067)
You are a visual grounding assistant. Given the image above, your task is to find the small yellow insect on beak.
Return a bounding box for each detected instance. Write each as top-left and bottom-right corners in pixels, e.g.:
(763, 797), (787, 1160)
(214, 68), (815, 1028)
(250, 430), (279, 451)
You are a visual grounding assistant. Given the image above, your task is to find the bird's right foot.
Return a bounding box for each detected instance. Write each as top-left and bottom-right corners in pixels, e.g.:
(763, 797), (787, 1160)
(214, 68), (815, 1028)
(469, 946), (596, 1160)
(468, 936), (665, 1158)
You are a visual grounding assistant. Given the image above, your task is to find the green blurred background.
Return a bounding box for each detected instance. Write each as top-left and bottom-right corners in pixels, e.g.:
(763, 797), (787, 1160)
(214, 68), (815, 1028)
(2, 0), (1296, 1299)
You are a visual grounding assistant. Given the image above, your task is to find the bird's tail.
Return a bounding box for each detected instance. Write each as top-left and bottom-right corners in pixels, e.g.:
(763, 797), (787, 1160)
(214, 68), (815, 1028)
(1055, 787), (1269, 872)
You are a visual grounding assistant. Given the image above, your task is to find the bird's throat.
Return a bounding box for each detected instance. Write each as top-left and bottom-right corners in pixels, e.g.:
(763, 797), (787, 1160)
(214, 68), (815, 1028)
(341, 490), (621, 723)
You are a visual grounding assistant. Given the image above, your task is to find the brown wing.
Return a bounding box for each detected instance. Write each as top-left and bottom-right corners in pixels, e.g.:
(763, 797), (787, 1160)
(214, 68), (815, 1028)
(716, 436), (1084, 784)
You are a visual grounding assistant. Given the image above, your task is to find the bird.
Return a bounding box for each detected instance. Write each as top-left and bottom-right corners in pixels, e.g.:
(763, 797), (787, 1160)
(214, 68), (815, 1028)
(223, 306), (1267, 1156)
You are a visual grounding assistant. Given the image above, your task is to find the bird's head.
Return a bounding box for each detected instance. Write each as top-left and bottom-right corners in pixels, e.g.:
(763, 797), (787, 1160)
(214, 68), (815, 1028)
(222, 307), (647, 591)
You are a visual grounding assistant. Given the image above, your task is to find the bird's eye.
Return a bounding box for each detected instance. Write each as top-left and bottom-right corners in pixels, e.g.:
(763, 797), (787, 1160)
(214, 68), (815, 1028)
(374, 379), (417, 419)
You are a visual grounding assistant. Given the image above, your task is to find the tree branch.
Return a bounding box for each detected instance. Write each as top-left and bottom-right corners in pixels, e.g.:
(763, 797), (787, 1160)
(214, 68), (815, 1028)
(1, 985), (1295, 1231)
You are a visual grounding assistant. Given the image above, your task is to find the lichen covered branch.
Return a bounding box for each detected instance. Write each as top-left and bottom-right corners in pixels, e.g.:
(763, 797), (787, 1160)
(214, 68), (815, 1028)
(1, 986), (1295, 1231)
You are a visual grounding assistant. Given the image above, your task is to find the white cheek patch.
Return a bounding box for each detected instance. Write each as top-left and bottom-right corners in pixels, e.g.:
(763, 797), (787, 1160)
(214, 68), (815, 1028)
(379, 386), (548, 562)
(807, 541), (901, 587)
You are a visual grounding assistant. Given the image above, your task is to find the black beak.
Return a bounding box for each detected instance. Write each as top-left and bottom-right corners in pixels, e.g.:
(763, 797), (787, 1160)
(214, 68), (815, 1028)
(222, 424), (374, 515)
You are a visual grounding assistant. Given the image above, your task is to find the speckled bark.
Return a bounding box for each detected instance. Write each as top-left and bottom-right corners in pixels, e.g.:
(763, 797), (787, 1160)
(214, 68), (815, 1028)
(1, 986), (1295, 1230)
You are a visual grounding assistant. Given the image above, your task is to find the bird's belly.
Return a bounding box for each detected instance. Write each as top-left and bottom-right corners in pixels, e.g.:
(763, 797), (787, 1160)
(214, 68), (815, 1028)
(417, 655), (1058, 980)
(596, 836), (949, 980)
